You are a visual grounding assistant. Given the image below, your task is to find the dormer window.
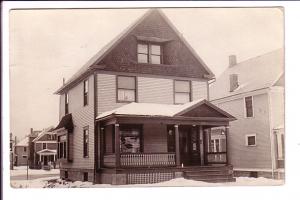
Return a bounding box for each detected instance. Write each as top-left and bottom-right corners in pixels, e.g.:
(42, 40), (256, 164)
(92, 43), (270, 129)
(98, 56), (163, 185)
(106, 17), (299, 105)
(137, 43), (161, 64)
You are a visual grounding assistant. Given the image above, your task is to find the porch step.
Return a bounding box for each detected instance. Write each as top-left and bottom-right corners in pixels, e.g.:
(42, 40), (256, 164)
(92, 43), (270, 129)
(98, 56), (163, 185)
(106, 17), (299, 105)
(183, 165), (235, 183)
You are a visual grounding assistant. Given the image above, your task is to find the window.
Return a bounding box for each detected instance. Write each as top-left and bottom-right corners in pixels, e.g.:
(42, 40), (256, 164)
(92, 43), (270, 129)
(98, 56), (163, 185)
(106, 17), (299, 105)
(10, 143), (12, 151)
(83, 128), (89, 158)
(58, 135), (67, 159)
(83, 79), (88, 106)
(22, 155), (27, 158)
(42, 143), (47, 149)
(245, 96), (253, 118)
(246, 134), (256, 146)
(137, 43), (162, 64)
(174, 80), (191, 104)
(209, 138), (226, 152)
(65, 93), (69, 115)
(117, 76), (136, 102)
(24, 147), (27, 152)
(167, 126), (175, 152)
(120, 127), (141, 153)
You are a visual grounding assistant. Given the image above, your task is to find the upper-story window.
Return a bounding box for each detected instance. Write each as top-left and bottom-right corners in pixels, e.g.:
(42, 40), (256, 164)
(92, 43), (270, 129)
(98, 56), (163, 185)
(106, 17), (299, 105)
(174, 80), (191, 104)
(83, 79), (88, 106)
(42, 143), (47, 149)
(117, 76), (136, 102)
(244, 96), (254, 118)
(137, 43), (161, 64)
(83, 127), (89, 158)
(65, 93), (69, 115)
(24, 147), (27, 152)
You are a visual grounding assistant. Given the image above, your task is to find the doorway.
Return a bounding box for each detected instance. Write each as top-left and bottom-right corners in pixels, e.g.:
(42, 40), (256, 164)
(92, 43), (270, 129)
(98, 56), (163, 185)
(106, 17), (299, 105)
(179, 126), (200, 166)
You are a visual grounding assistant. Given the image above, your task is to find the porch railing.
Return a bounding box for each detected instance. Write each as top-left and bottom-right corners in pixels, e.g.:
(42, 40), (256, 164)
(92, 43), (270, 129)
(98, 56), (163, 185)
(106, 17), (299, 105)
(120, 153), (176, 167)
(207, 152), (227, 164)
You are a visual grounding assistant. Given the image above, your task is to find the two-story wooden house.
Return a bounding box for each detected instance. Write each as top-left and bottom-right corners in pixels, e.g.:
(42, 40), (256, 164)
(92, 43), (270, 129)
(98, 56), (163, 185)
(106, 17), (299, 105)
(53, 9), (236, 185)
(210, 49), (284, 179)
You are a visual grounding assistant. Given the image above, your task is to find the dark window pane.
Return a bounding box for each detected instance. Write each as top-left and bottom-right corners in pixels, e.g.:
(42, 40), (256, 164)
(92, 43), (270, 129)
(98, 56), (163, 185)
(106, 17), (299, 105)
(247, 136), (256, 146)
(245, 96), (253, 117)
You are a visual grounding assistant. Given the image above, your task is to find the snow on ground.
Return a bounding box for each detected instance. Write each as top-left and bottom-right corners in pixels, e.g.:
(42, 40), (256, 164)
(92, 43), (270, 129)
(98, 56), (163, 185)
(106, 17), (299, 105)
(11, 177), (284, 188)
(11, 166), (60, 176)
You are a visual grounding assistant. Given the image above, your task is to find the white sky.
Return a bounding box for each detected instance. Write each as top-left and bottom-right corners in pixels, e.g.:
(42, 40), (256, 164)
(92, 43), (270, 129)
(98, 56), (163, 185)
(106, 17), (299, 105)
(9, 8), (283, 140)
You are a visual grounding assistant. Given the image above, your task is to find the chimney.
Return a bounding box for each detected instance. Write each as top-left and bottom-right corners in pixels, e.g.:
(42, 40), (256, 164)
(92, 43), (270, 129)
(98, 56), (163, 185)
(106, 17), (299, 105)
(229, 55), (237, 67)
(30, 128), (33, 135)
(229, 74), (239, 92)
(63, 78), (65, 85)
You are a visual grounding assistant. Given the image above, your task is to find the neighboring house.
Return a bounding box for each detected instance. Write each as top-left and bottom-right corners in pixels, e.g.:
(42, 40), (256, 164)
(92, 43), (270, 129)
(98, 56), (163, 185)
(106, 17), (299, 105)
(10, 133), (15, 169)
(53, 9), (236, 185)
(210, 49), (284, 178)
(29, 127), (57, 169)
(14, 137), (29, 166)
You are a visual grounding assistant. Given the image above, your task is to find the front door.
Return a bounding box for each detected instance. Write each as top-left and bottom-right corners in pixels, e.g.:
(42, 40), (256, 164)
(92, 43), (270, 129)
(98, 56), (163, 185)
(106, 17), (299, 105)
(179, 126), (201, 166)
(43, 156), (48, 165)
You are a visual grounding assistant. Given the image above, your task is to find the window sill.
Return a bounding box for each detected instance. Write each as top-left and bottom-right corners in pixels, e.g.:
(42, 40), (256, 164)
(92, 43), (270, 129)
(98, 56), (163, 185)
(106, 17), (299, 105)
(246, 145), (257, 147)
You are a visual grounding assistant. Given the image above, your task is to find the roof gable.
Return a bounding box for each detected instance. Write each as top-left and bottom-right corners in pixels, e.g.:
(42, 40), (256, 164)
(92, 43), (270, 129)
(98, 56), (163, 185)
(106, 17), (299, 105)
(55, 9), (214, 94)
(32, 126), (54, 142)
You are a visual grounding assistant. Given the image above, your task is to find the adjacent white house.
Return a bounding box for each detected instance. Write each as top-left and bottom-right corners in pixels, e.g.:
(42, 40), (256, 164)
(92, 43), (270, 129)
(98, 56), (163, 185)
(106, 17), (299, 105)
(210, 49), (284, 178)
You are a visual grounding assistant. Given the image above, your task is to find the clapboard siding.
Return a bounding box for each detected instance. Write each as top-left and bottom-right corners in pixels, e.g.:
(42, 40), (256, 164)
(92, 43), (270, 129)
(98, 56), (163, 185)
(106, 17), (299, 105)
(192, 81), (208, 100)
(269, 88), (284, 129)
(143, 124), (168, 153)
(61, 75), (95, 169)
(97, 73), (208, 116)
(212, 93), (272, 169)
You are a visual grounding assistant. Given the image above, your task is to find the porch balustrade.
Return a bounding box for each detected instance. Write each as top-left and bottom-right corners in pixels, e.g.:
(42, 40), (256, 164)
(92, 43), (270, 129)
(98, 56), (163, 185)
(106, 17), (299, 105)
(103, 153), (176, 167)
(206, 152), (227, 164)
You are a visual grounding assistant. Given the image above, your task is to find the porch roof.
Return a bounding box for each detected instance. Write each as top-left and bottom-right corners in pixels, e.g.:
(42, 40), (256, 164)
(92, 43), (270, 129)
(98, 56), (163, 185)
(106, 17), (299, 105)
(37, 149), (57, 155)
(96, 99), (236, 125)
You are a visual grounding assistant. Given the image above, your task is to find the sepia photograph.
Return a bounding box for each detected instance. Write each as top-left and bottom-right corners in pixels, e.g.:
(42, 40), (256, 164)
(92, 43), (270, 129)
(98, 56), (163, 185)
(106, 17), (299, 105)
(8, 7), (284, 189)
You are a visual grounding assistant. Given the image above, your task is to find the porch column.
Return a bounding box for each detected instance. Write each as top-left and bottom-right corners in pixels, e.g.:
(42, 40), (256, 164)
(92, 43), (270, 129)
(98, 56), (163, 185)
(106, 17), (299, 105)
(174, 125), (180, 167)
(115, 124), (120, 168)
(199, 126), (205, 165)
(225, 126), (229, 165)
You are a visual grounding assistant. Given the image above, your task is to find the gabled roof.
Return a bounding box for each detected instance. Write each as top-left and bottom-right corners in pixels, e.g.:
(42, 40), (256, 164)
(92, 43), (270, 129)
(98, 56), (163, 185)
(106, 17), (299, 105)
(32, 126), (55, 142)
(210, 49), (284, 101)
(15, 137), (28, 147)
(55, 9), (214, 94)
(36, 149), (57, 155)
(96, 99), (235, 120)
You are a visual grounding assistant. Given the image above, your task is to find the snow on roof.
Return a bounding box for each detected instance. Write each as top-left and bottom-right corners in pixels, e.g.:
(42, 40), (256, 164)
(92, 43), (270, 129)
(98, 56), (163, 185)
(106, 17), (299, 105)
(97, 99), (205, 119)
(274, 124), (284, 130)
(210, 49), (284, 100)
(15, 137), (28, 147)
(32, 126), (55, 142)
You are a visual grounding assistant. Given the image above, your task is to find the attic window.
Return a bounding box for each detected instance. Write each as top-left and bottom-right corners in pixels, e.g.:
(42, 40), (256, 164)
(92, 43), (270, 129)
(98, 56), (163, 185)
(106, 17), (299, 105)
(137, 43), (161, 64)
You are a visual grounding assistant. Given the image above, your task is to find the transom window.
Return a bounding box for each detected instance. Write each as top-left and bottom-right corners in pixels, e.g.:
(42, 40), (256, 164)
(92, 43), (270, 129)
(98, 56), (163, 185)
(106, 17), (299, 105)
(83, 79), (88, 106)
(245, 96), (254, 118)
(137, 43), (162, 64)
(117, 76), (136, 102)
(120, 128), (141, 153)
(174, 80), (191, 104)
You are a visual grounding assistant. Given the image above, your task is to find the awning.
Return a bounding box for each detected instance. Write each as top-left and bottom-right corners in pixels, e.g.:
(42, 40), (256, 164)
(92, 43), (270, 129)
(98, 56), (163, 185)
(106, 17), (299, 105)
(53, 113), (74, 133)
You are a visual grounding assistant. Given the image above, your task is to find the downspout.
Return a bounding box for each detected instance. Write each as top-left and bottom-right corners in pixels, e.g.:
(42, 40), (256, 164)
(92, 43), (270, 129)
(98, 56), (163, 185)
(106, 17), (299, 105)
(267, 89), (275, 178)
(207, 78), (216, 101)
(93, 72), (98, 184)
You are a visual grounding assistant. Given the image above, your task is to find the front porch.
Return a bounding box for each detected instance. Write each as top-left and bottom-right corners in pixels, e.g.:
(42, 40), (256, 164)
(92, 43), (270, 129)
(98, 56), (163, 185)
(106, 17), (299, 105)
(95, 100), (236, 184)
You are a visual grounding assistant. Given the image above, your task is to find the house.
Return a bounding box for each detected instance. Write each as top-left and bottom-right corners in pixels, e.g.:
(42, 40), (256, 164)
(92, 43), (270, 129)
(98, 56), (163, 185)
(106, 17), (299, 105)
(53, 9), (236, 185)
(210, 49), (284, 179)
(29, 127), (57, 169)
(14, 137), (29, 166)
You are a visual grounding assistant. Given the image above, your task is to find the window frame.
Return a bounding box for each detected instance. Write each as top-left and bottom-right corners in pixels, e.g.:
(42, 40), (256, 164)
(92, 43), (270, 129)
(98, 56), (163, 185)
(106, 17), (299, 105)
(174, 80), (192, 104)
(244, 96), (254, 118)
(65, 92), (69, 115)
(245, 134), (257, 147)
(83, 79), (89, 106)
(83, 127), (89, 158)
(137, 42), (162, 64)
(116, 75), (137, 103)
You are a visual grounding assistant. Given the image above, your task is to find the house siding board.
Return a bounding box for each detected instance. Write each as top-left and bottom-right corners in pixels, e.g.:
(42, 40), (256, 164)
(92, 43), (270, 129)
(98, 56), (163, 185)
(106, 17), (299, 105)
(61, 75), (95, 170)
(143, 124), (168, 153)
(213, 93), (272, 169)
(98, 11), (208, 79)
(97, 73), (208, 116)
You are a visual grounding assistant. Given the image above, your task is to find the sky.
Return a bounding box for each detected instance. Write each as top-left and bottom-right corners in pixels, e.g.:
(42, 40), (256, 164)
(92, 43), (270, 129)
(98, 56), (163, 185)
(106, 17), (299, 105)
(9, 8), (283, 141)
